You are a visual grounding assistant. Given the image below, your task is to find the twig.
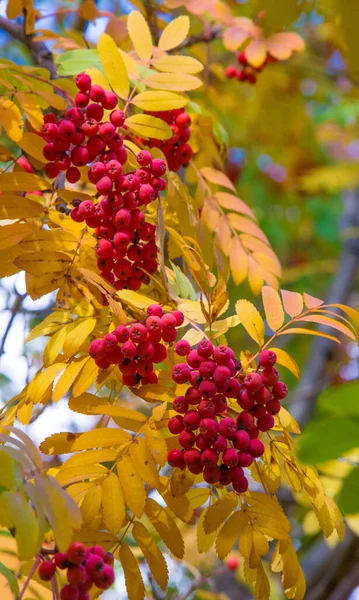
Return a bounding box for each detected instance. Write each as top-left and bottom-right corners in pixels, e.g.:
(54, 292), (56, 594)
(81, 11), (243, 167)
(0, 16), (57, 78)
(19, 555), (41, 600)
(144, 0), (159, 45)
(175, 25), (223, 52)
(0, 292), (27, 357)
(173, 567), (227, 600)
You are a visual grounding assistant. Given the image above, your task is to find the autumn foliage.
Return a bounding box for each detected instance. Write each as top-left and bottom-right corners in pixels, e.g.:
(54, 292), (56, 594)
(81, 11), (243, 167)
(1, 1), (359, 600)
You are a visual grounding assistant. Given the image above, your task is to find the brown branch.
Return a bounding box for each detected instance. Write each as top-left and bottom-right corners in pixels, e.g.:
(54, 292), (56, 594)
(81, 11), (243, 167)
(290, 189), (359, 428)
(143, 0), (159, 45)
(0, 292), (27, 357)
(175, 25), (223, 51)
(0, 16), (57, 78)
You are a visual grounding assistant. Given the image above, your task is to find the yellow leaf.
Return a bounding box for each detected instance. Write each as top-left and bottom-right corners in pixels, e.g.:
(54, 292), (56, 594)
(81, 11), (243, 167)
(144, 72), (202, 91)
(228, 213), (269, 243)
(197, 507), (217, 553)
(72, 358), (99, 397)
(43, 325), (68, 366)
(26, 311), (72, 342)
(81, 484), (102, 527)
(262, 286), (285, 331)
(158, 15), (190, 51)
(53, 356), (90, 402)
(117, 543), (145, 600)
(90, 404), (147, 432)
(125, 114), (172, 140)
(153, 54), (203, 74)
(7, 0), (22, 19)
(0, 194), (43, 219)
(203, 494), (238, 534)
(245, 39), (267, 67)
(19, 229), (78, 254)
(28, 363), (66, 404)
(187, 487), (210, 509)
(200, 167), (236, 191)
(63, 318), (96, 358)
(71, 428), (131, 451)
(281, 289), (304, 318)
(230, 237), (248, 286)
(235, 299), (265, 346)
(40, 432), (79, 455)
(85, 67), (109, 90)
(0, 223), (33, 251)
(132, 521), (168, 590)
(98, 33), (129, 99)
(245, 492), (290, 540)
(0, 143), (13, 161)
(15, 251), (71, 275)
(215, 215), (232, 256)
(0, 98), (23, 142)
(170, 468), (195, 497)
(159, 476), (195, 524)
(130, 438), (160, 487)
(145, 498), (184, 559)
(16, 91), (44, 130)
(216, 510), (248, 559)
(0, 449), (15, 489)
(17, 132), (46, 162)
(0, 491), (39, 560)
(127, 10), (153, 60)
(269, 348), (300, 378)
(143, 423), (167, 466)
(102, 473), (126, 535)
(131, 90), (189, 111)
(64, 449), (119, 469)
(57, 464), (107, 486)
(117, 454), (146, 517)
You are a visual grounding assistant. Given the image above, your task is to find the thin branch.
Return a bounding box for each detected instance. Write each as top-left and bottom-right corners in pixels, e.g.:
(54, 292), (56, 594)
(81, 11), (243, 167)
(144, 0), (159, 45)
(0, 16), (57, 78)
(175, 25), (223, 52)
(0, 292), (27, 357)
(290, 189), (359, 428)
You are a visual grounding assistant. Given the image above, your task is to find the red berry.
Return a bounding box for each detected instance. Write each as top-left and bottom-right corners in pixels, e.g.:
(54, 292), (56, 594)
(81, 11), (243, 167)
(238, 388), (254, 410)
(261, 367), (279, 386)
(249, 439), (265, 458)
(198, 380), (217, 398)
(173, 396), (189, 414)
(218, 417), (236, 438)
(168, 415), (184, 434)
(225, 66), (237, 79)
(236, 411), (254, 430)
(67, 565), (86, 586)
(175, 340), (191, 356)
(213, 345), (233, 365)
(203, 465), (220, 484)
(137, 150), (152, 166)
(237, 451), (253, 467)
(39, 561), (56, 581)
(243, 372), (263, 393)
(60, 584), (79, 600)
(253, 386), (271, 405)
(102, 90), (118, 110)
(266, 399), (281, 415)
(201, 448), (218, 468)
(110, 110), (126, 127)
(185, 387), (202, 405)
(233, 429), (250, 450)
(55, 552), (69, 569)
(226, 556), (240, 571)
(259, 350), (277, 367)
(183, 409), (201, 431)
(67, 542), (86, 565)
(168, 449), (185, 468)
(233, 478), (248, 493)
(93, 565), (115, 590)
(178, 429), (195, 449)
(66, 166), (81, 183)
(172, 363), (191, 384)
(213, 394), (227, 414)
(257, 414), (275, 431)
(272, 382), (288, 400)
(183, 448), (201, 467)
(198, 399), (215, 418)
(199, 418), (218, 440)
(75, 72), (91, 91)
(223, 448), (239, 467)
(85, 554), (104, 575)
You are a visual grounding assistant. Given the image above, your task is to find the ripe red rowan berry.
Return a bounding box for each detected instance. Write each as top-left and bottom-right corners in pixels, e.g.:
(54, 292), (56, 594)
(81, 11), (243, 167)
(67, 542), (86, 565)
(39, 561), (56, 581)
(226, 556), (240, 571)
(60, 584), (79, 600)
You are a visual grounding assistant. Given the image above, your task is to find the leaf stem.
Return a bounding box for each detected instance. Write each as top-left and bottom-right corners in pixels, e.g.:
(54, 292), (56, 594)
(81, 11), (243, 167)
(19, 555), (41, 600)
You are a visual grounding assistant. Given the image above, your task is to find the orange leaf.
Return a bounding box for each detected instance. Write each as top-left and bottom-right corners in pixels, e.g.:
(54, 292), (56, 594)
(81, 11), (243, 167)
(298, 315), (356, 341)
(266, 32), (305, 60)
(215, 192), (256, 220)
(227, 213), (268, 243)
(200, 167), (236, 191)
(303, 292), (324, 309)
(281, 290), (303, 318)
(230, 237), (248, 286)
(277, 328), (340, 343)
(247, 256), (264, 295)
(215, 216), (232, 256)
(245, 39), (267, 67)
(262, 286), (284, 331)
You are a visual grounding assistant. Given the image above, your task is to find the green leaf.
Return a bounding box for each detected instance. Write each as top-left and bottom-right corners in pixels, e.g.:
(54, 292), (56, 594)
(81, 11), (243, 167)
(0, 561), (20, 597)
(0, 449), (15, 490)
(318, 381), (359, 415)
(56, 50), (102, 76)
(338, 468), (359, 514)
(298, 417), (359, 464)
(169, 262), (197, 300)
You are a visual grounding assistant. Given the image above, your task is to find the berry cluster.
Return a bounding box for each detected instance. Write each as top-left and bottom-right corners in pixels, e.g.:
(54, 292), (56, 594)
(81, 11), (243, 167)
(40, 73), (167, 291)
(38, 542), (114, 600)
(225, 51), (277, 84)
(89, 304), (184, 386)
(168, 346), (288, 493)
(137, 109), (193, 172)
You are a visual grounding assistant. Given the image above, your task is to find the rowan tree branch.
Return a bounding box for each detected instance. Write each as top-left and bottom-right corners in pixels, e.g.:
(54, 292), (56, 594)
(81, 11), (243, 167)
(0, 16), (57, 77)
(175, 25), (223, 51)
(290, 189), (359, 427)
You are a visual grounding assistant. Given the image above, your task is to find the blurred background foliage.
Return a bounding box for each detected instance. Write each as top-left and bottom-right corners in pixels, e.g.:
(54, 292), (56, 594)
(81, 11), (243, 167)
(1, 0), (359, 598)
